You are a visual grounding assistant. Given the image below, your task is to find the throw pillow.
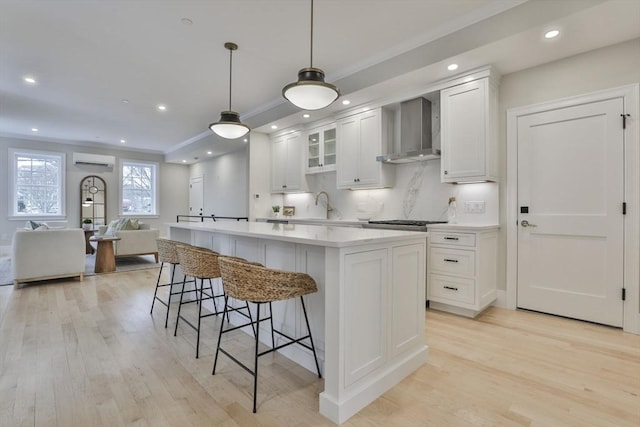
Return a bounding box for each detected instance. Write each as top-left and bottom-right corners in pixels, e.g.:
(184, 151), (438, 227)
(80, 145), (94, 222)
(34, 224), (49, 231)
(25, 220), (47, 230)
(123, 218), (140, 230)
(105, 218), (129, 235)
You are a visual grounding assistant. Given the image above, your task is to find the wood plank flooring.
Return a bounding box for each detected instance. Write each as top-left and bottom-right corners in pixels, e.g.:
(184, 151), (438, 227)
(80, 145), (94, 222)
(0, 269), (638, 426)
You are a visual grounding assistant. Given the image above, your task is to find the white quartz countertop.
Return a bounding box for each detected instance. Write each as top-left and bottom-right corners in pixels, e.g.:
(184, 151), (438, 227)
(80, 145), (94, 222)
(168, 221), (426, 248)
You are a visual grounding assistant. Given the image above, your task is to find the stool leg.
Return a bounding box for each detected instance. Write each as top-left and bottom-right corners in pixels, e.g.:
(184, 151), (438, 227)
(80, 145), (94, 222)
(253, 302), (261, 413)
(196, 278), (205, 358)
(212, 296), (229, 375)
(246, 302), (256, 336)
(268, 302), (275, 348)
(300, 296), (322, 379)
(164, 263), (176, 328)
(174, 275), (187, 337)
(150, 262), (165, 314)
(209, 278), (219, 314)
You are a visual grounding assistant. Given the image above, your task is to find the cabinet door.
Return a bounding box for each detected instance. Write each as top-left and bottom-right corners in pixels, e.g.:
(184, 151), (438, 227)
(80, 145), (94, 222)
(271, 136), (287, 191)
(284, 131), (302, 190)
(322, 126), (337, 170)
(271, 132), (303, 192)
(356, 110), (381, 186)
(306, 128), (321, 171)
(441, 78), (487, 182)
(336, 115), (360, 187)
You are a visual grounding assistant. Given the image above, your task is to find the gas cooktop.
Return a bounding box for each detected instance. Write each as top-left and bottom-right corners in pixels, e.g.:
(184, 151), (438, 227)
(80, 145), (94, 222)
(367, 220), (448, 226)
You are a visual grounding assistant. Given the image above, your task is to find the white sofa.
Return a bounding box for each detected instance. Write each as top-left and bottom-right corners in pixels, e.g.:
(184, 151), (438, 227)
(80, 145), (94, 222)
(97, 223), (159, 261)
(12, 228), (85, 288)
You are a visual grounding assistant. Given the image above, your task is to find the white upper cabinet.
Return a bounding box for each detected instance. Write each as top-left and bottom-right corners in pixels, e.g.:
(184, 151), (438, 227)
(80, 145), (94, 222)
(336, 108), (394, 189)
(440, 76), (498, 183)
(306, 123), (337, 174)
(271, 131), (306, 193)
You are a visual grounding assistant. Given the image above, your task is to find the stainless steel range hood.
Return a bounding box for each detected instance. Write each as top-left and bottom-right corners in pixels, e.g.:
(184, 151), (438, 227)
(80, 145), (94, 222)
(376, 97), (440, 163)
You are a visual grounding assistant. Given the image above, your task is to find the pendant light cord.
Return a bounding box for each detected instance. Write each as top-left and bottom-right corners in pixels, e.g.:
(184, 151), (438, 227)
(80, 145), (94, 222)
(228, 47), (233, 111)
(310, 0), (314, 68)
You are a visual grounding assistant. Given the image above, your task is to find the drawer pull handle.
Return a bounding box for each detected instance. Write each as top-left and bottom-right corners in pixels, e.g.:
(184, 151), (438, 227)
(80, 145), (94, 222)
(444, 237), (459, 240)
(444, 286), (459, 291)
(444, 258), (459, 263)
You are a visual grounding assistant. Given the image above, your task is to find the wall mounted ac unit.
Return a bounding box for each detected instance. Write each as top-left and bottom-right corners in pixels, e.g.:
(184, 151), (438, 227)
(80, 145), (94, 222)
(72, 152), (116, 167)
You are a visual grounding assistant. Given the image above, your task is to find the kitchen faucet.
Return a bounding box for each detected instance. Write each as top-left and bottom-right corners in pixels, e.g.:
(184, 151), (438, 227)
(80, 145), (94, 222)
(315, 191), (333, 213)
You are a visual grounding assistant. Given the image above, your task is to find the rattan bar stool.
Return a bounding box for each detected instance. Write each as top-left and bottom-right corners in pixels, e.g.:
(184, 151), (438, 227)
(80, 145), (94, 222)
(174, 246), (254, 358)
(150, 238), (195, 328)
(213, 256), (322, 413)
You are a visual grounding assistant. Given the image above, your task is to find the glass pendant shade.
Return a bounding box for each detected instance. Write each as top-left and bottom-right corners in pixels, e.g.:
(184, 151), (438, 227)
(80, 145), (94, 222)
(209, 111), (250, 139)
(283, 67), (340, 111)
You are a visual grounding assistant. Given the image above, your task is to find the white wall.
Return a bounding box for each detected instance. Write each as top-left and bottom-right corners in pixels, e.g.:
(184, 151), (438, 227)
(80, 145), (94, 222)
(0, 136), (190, 244)
(190, 146), (249, 218)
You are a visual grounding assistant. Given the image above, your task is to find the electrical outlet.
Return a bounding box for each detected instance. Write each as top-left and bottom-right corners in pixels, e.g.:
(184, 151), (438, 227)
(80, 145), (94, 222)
(464, 201), (486, 213)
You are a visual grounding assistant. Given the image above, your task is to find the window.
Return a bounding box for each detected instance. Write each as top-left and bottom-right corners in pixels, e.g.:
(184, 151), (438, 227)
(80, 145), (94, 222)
(121, 160), (158, 216)
(9, 148), (66, 218)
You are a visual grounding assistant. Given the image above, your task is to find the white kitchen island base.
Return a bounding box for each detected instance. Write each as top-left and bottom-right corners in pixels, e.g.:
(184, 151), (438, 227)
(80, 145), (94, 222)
(168, 222), (428, 424)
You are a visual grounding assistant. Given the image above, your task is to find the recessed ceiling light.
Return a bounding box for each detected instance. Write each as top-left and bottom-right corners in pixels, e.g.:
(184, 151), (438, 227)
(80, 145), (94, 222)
(342, 100), (351, 105)
(120, 139), (126, 143)
(544, 29), (560, 39)
(207, 151), (213, 155)
(31, 128), (38, 132)
(447, 63), (459, 71)
(24, 77), (36, 84)
(271, 125), (278, 130)
(182, 160), (187, 163)
(181, 18), (193, 25)
(303, 114), (310, 118)
(243, 138), (248, 142)
(157, 104), (167, 111)
(121, 99), (129, 104)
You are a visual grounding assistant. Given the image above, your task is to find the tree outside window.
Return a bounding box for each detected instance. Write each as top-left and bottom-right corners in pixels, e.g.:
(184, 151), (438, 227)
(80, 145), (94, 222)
(9, 149), (65, 217)
(121, 161), (157, 215)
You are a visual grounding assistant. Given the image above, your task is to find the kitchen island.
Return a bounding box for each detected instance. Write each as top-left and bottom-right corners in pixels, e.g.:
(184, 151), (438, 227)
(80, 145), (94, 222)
(168, 221), (428, 424)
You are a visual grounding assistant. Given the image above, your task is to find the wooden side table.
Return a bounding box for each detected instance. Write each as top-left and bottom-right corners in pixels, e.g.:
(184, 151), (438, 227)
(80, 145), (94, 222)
(89, 236), (121, 273)
(84, 229), (95, 254)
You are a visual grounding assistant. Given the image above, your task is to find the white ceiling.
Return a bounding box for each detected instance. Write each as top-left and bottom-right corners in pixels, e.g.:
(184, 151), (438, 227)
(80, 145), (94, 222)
(1, 0), (638, 163)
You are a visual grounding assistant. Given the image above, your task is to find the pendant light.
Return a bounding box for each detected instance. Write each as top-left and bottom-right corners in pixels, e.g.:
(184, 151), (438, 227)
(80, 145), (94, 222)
(209, 42), (250, 139)
(282, 0), (340, 110)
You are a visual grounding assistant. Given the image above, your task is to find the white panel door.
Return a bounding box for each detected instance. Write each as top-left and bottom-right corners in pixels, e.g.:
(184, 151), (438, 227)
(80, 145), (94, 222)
(189, 175), (204, 218)
(517, 98), (624, 326)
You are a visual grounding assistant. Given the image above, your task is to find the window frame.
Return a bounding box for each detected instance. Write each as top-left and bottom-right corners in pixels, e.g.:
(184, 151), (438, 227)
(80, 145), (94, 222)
(8, 147), (66, 220)
(119, 159), (159, 217)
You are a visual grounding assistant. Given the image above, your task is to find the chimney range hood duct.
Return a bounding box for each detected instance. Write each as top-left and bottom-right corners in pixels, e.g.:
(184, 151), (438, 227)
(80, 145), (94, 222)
(376, 97), (440, 164)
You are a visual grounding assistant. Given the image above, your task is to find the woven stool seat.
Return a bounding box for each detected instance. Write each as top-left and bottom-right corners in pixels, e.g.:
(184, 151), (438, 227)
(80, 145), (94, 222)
(150, 238), (195, 328)
(219, 257), (317, 303)
(173, 245), (254, 358)
(213, 256), (321, 413)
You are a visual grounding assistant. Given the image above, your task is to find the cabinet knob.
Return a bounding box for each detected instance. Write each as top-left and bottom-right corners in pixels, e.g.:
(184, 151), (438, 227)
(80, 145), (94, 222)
(444, 171), (448, 175)
(282, 185), (287, 189)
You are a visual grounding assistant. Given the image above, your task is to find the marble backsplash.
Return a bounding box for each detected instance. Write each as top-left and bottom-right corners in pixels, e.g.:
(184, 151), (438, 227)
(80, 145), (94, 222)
(282, 160), (499, 224)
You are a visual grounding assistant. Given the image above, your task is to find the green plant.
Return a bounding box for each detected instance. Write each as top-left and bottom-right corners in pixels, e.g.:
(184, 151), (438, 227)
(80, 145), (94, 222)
(83, 218), (93, 224)
(272, 205), (280, 213)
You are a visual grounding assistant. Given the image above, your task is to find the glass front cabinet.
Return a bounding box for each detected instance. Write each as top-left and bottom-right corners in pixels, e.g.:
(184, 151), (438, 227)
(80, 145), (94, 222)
(306, 123), (337, 174)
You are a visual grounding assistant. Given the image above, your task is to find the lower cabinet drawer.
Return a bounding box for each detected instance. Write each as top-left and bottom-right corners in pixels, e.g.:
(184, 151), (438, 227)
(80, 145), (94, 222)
(429, 247), (475, 276)
(429, 274), (475, 305)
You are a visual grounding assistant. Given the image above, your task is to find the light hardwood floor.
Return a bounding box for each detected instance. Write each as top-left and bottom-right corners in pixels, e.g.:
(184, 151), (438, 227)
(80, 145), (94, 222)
(1, 269), (638, 426)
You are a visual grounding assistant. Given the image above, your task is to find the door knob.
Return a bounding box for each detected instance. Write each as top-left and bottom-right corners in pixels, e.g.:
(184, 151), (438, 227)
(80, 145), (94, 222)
(521, 220), (537, 228)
